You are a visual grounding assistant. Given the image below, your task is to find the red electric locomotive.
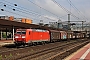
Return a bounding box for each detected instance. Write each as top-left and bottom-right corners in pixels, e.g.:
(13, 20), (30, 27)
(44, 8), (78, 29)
(14, 29), (50, 46)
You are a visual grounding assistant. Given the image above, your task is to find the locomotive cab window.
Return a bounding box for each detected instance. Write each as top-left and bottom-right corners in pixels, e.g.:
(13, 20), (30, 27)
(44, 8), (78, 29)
(16, 31), (21, 34)
(22, 31), (26, 34)
(16, 31), (26, 34)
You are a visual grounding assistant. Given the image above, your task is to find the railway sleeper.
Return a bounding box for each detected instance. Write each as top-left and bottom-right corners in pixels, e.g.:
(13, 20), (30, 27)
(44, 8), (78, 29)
(47, 41), (89, 60)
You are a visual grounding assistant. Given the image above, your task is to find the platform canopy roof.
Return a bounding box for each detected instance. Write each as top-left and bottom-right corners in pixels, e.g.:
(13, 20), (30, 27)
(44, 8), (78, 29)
(0, 19), (46, 30)
(0, 19), (65, 31)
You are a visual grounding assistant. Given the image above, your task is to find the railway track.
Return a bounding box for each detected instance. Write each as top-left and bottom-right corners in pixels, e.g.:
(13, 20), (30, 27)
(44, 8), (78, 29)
(47, 41), (89, 60)
(0, 41), (65, 54)
(0, 38), (89, 60)
(0, 40), (72, 59)
(0, 40), (77, 54)
(0, 38), (85, 54)
(17, 39), (89, 60)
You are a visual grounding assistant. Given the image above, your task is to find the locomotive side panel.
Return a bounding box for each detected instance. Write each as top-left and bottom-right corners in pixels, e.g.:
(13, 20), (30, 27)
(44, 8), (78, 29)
(26, 29), (32, 43)
(26, 29), (50, 42)
(42, 31), (50, 41)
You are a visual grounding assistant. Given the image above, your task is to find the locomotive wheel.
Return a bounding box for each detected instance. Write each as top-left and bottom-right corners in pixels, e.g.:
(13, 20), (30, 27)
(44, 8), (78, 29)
(43, 41), (45, 45)
(41, 41), (45, 45)
(23, 44), (25, 47)
(33, 42), (37, 46)
(28, 43), (32, 46)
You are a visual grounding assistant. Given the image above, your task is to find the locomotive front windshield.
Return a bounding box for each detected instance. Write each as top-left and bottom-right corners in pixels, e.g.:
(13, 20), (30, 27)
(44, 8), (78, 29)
(16, 31), (26, 34)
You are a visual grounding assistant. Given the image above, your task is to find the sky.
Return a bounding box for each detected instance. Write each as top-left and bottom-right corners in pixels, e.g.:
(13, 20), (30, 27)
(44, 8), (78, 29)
(0, 0), (90, 24)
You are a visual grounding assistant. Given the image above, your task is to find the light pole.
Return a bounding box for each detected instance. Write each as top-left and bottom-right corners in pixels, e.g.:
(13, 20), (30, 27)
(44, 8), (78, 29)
(68, 14), (70, 30)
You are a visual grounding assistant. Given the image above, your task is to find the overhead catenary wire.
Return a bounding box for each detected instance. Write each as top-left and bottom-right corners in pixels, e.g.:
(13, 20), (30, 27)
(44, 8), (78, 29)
(1, 0), (41, 16)
(1, 0), (74, 22)
(0, 4), (42, 21)
(0, 3), (31, 18)
(66, 0), (88, 21)
(0, 0), (61, 22)
(27, 0), (62, 20)
(27, 0), (88, 21)
(1, 0), (58, 18)
(67, 0), (79, 13)
(0, 2), (41, 17)
(51, 0), (81, 20)
(0, 1), (44, 22)
(0, 9), (42, 22)
(0, 1), (52, 22)
(1, 0), (87, 23)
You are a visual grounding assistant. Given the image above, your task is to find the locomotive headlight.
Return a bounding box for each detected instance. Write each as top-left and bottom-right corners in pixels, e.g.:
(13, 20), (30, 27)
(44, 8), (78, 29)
(15, 36), (19, 38)
(22, 36), (25, 38)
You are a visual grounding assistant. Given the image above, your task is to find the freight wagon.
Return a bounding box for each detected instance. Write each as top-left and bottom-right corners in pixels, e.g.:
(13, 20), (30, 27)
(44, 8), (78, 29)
(60, 31), (67, 40)
(73, 31), (85, 39)
(67, 31), (73, 39)
(49, 30), (60, 42)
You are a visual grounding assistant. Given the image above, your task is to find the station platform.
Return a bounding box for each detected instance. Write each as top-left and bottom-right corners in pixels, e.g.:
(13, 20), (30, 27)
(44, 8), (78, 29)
(65, 43), (90, 60)
(0, 40), (14, 47)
